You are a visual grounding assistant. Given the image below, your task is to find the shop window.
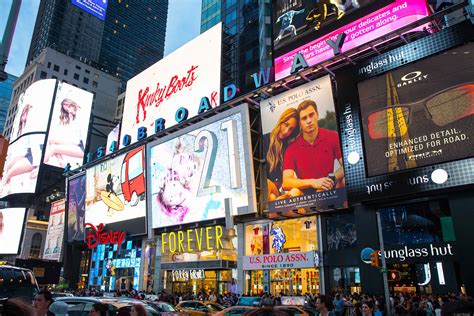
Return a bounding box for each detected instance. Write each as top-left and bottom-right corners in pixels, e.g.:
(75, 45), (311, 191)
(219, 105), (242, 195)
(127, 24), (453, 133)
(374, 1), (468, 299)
(379, 200), (455, 246)
(329, 266), (361, 294)
(325, 212), (357, 251)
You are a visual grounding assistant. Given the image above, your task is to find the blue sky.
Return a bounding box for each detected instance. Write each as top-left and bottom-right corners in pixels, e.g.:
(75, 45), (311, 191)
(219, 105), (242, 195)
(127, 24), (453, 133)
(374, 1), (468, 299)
(1, 0), (202, 77)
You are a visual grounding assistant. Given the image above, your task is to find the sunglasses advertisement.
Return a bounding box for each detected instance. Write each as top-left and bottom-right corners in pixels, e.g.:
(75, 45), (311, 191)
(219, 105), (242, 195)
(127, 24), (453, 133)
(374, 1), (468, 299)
(358, 43), (474, 177)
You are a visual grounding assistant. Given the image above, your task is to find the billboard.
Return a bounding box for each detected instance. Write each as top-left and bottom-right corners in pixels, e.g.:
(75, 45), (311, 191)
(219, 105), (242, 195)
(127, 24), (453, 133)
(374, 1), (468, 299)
(274, 0), (429, 80)
(106, 124), (120, 155)
(147, 105), (256, 228)
(71, 0), (109, 21)
(85, 146), (147, 235)
(43, 82), (93, 169)
(260, 76), (346, 212)
(0, 134), (46, 197)
(273, 0), (379, 51)
(9, 79), (56, 143)
(358, 43), (474, 176)
(43, 200), (66, 261)
(120, 23), (222, 148)
(0, 208), (27, 255)
(67, 173), (86, 242)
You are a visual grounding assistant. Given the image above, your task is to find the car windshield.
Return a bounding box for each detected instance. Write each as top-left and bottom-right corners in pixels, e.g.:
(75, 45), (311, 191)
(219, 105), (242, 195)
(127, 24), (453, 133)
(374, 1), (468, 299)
(207, 303), (225, 311)
(156, 302), (176, 312)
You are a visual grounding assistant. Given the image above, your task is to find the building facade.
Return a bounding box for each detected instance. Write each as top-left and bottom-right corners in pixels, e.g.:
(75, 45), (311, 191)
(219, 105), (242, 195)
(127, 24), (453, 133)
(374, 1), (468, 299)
(0, 73), (17, 133)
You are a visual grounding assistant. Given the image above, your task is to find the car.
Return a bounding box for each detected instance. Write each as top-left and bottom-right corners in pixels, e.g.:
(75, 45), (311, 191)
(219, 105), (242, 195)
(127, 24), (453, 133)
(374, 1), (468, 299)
(147, 300), (189, 315)
(275, 305), (310, 316)
(99, 298), (162, 316)
(52, 292), (74, 298)
(0, 265), (39, 301)
(215, 305), (256, 316)
(176, 300), (225, 315)
(235, 297), (261, 307)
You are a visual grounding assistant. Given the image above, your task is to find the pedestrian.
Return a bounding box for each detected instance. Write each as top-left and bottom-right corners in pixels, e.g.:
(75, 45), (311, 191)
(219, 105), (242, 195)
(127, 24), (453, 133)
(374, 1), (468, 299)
(362, 301), (375, 316)
(49, 301), (69, 316)
(131, 303), (148, 316)
(2, 298), (37, 316)
(315, 295), (333, 316)
(88, 302), (108, 316)
(33, 290), (54, 316)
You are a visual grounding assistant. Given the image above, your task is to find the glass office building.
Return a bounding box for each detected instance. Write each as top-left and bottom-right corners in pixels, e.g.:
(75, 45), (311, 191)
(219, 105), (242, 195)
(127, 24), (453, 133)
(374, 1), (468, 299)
(0, 73), (17, 132)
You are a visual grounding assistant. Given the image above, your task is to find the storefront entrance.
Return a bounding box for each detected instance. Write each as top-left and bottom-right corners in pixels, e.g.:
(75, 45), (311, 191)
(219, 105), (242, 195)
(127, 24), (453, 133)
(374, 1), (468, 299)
(164, 269), (235, 295)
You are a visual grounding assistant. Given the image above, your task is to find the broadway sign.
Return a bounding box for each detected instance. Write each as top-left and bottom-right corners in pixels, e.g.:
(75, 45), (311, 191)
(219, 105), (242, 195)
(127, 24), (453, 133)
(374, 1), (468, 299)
(243, 251), (316, 270)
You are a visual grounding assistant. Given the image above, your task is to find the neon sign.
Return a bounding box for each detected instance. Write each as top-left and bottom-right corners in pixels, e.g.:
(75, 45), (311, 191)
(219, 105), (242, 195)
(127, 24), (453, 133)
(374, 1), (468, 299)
(84, 223), (126, 249)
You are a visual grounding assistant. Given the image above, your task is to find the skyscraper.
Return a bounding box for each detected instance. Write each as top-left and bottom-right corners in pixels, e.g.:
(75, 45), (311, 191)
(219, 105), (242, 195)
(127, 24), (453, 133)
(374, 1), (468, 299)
(201, 0), (272, 94)
(0, 73), (17, 132)
(27, 0), (168, 87)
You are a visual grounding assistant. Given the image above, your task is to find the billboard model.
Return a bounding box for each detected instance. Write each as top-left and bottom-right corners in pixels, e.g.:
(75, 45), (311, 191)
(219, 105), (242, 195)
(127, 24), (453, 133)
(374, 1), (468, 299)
(358, 43), (474, 177)
(71, 0), (109, 21)
(0, 208), (27, 255)
(120, 23), (222, 148)
(148, 105), (256, 228)
(43, 199), (66, 261)
(43, 82), (93, 169)
(67, 173), (86, 242)
(260, 76), (347, 212)
(85, 146), (147, 235)
(275, 0), (429, 80)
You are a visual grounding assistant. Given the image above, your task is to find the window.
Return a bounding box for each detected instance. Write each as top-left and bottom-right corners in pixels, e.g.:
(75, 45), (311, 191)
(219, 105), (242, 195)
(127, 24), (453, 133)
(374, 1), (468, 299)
(83, 77), (89, 84)
(53, 64), (60, 72)
(74, 73), (80, 80)
(40, 71), (47, 79)
(92, 81), (98, 88)
(29, 233), (42, 259)
(75, 65), (81, 70)
(47, 62), (51, 68)
(64, 69), (68, 76)
(52, 75), (58, 79)
(85, 69), (90, 74)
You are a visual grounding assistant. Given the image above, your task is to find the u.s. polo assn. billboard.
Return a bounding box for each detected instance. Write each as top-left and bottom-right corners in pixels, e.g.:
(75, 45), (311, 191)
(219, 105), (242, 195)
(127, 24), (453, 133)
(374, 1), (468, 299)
(120, 23), (222, 148)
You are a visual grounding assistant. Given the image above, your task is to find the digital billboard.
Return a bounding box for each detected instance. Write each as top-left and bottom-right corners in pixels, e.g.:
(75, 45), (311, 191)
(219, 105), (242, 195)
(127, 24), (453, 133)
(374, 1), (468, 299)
(0, 134), (46, 197)
(147, 105), (256, 228)
(43, 82), (93, 169)
(273, 0), (379, 51)
(358, 43), (474, 177)
(85, 146), (147, 235)
(0, 208), (27, 255)
(71, 0), (108, 21)
(106, 124), (120, 155)
(120, 23), (222, 148)
(260, 76), (347, 212)
(9, 79), (56, 142)
(274, 0), (429, 80)
(43, 199), (66, 261)
(67, 173), (86, 242)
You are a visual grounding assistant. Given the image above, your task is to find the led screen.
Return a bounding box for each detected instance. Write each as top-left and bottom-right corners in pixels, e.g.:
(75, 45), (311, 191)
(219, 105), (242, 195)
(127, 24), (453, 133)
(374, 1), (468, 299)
(71, 0), (108, 21)
(148, 105), (256, 228)
(67, 174), (86, 242)
(260, 75), (347, 212)
(106, 124), (120, 155)
(358, 43), (474, 177)
(43, 82), (93, 169)
(273, 0), (378, 52)
(0, 134), (46, 197)
(120, 23), (222, 148)
(0, 208), (26, 255)
(274, 0), (429, 80)
(85, 146), (147, 235)
(44, 199), (66, 261)
(9, 79), (56, 142)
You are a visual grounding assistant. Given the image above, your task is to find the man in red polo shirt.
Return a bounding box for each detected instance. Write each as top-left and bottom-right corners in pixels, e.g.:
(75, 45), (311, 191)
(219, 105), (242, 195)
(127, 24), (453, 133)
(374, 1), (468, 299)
(282, 100), (344, 193)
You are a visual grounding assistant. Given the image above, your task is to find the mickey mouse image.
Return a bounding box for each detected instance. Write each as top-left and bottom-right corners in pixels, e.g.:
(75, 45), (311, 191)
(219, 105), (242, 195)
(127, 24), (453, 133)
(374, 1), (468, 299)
(106, 173), (117, 197)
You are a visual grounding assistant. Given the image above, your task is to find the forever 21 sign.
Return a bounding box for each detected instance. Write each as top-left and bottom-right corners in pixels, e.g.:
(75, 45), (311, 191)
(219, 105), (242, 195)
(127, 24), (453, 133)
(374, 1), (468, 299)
(243, 251), (316, 270)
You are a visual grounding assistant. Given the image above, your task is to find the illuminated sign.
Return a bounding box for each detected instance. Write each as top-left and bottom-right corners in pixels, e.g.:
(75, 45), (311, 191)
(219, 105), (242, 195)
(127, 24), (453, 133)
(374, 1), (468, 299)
(148, 105), (256, 228)
(85, 146), (147, 236)
(171, 269), (205, 282)
(44, 199), (66, 261)
(243, 251), (316, 270)
(67, 173), (86, 242)
(260, 76), (347, 212)
(106, 124), (120, 155)
(84, 223), (126, 249)
(120, 23), (222, 148)
(113, 257), (141, 269)
(161, 226), (224, 254)
(0, 208), (27, 255)
(275, 0), (429, 80)
(71, 0), (108, 21)
(43, 82), (93, 169)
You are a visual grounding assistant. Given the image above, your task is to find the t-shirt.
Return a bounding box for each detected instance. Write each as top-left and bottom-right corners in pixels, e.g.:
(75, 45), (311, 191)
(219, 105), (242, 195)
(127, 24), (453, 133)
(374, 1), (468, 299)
(282, 128), (342, 180)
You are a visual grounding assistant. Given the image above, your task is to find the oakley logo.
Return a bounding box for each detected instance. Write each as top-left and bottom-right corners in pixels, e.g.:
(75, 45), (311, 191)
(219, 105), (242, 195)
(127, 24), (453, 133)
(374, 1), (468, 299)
(397, 71), (428, 88)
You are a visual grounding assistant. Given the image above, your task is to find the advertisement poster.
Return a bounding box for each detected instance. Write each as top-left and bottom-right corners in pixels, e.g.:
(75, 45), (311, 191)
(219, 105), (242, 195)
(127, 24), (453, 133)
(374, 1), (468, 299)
(67, 174), (86, 242)
(9, 79), (56, 143)
(44, 82), (93, 169)
(71, 0), (109, 21)
(273, 0), (378, 51)
(148, 106), (256, 228)
(260, 76), (347, 212)
(106, 124), (120, 155)
(43, 200), (65, 261)
(120, 23), (222, 148)
(274, 0), (429, 80)
(0, 134), (46, 197)
(358, 43), (474, 176)
(0, 208), (26, 255)
(85, 147), (146, 235)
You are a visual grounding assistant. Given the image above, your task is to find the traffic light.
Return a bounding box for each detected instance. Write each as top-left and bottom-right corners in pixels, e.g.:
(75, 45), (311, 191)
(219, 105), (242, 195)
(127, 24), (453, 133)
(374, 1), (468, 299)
(370, 251), (380, 268)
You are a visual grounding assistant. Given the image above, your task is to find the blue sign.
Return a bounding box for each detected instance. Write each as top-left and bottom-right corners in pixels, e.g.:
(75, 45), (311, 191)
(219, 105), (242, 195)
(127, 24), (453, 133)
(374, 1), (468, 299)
(71, 0), (108, 21)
